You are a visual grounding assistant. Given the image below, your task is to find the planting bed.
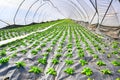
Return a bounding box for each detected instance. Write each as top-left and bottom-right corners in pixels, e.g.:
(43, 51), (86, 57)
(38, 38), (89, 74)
(0, 20), (120, 80)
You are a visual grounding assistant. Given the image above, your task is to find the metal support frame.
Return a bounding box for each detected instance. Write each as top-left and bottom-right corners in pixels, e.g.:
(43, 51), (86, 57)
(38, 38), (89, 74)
(13, 0), (25, 25)
(100, 0), (113, 25)
(32, 2), (46, 22)
(89, 0), (99, 25)
(0, 19), (10, 26)
(24, 0), (39, 24)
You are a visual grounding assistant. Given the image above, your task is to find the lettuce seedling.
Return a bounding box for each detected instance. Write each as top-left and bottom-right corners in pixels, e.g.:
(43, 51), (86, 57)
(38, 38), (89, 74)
(21, 50), (27, 54)
(55, 53), (62, 58)
(78, 52), (84, 58)
(107, 54), (111, 58)
(36, 47), (41, 51)
(42, 53), (49, 57)
(81, 67), (93, 76)
(46, 68), (57, 76)
(65, 53), (73, 58)
(52, 58), (59, 65)
(46, 48), (52, 52)
(31, 50), (38, 55)
(0, 57), (9, 64)
(15, 61), (26, 68)
(79, 59), (88, 66)
(96, 60), (106, 66)
(38, 57), (47, 65)
(112, 51), (119, 54)
(41, 43), (46, 47)
(65, 60), (74, 65)
(112, 41), (119, 49)
(0, 49), (6, 56)
(11, 53), (17, 58)
(116, 78), (120, 80)
(67, 49), (72, 52)
(118, 69), (120, 73)
(64, 67), (74, 75)
(93, 54), (99, 59)
(29, 66), (42, 74)
(57, 48), (62, 52)
(111, 60), (120, 66)
(101, 69), (112, 74)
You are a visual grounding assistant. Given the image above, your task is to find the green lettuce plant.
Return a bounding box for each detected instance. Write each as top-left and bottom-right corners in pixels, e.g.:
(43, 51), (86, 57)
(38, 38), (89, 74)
(0, 49), (6, 56)
(81, 67), (93, 76)
(15, 61), (26, 68)
(111, 60), (120, 66)
(101, 69), (112, 74)
(79, 59), (88, 66)
(64, 67), (74, 75)
(96, 60), (106, 66)
(46, 68), (57, 76)
(65, 60), (74, 65)
(38, 58), (47, 65)
(52, 58), (59, 65)
(29, 66), (42, 74)
(0, 57), (9, 64)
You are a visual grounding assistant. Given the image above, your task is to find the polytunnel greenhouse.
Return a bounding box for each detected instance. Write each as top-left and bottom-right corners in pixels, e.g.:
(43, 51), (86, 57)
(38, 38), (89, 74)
(0, 0), (120, 80)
